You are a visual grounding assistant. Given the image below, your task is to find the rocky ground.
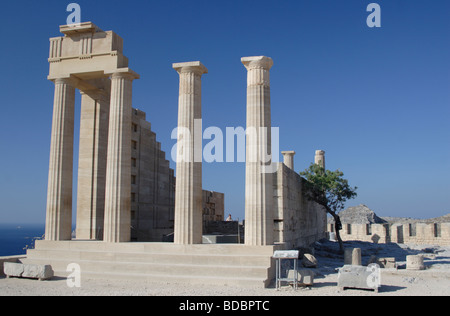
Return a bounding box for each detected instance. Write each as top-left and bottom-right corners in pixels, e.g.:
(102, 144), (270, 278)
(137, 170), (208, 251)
(0, 240), (449, 296)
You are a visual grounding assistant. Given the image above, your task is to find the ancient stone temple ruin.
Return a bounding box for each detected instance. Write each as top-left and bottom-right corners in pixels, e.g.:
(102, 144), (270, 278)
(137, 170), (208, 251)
(23, 22), (327, 287)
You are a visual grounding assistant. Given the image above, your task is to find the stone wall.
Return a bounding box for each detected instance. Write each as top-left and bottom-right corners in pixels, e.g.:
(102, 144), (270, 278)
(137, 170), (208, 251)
(203, 191), (225, 222)
(130, 109), (225, 242)
(131, 109), (176, 242)
(273, 163), (327, 249)
(328, 222), (450, 246)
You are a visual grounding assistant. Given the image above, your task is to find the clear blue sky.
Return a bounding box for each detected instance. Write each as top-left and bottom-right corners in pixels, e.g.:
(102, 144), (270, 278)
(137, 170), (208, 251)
(0, 0), (449, 224)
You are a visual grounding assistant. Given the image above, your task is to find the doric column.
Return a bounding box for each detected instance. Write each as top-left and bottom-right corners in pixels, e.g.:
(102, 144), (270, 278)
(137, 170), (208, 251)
(45, 78), (76, 241)
(76, 90), (110, 240)
(103, 70), (138, 243)
(242, 56), (274, 246)
(315, 150), (326, 169)
(173, 61), (207, 245)
(281, 151), (296, 170)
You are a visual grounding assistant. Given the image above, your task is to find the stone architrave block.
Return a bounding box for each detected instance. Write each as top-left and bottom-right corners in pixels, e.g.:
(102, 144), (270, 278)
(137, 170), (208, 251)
(4, 262), (53, 281)
(338, 265), (380, 292)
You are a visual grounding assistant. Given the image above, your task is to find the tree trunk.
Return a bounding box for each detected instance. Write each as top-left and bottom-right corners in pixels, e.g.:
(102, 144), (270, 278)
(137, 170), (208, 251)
(323, 205), (344, 254)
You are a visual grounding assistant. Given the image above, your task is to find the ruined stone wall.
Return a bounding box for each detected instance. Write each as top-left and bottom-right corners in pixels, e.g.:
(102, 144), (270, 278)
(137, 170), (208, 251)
(130, 110), (225, 242)
(131, 109), (175, 242)
(329, 223), (390, 244)
(328, 222), (450, 246)
(273, 163), (327, 249)
(203, 191), (225, 222)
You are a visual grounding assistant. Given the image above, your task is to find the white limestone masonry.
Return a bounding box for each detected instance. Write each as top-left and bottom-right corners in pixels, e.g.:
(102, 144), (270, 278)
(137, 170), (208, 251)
(243, 56), (274, 246)
(173, 61), (208, 245)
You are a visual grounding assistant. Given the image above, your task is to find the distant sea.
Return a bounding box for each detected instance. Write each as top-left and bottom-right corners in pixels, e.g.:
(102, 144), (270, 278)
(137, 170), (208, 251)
(0, 224), (45, 257)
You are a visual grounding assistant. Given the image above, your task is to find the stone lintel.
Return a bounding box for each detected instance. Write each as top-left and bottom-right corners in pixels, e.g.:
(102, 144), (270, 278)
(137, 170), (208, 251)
(173, 61), (208, 75)
(241, 56), (273, 70)
(60, 22), (101, 36)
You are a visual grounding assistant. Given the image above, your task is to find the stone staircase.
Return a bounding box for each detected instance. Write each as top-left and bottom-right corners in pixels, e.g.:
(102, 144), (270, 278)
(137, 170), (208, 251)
(22, 240), (280, 288)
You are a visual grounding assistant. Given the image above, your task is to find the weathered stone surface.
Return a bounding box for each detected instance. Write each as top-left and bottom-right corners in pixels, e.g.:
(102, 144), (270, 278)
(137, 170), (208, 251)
(281, 151), (295, 170)
(302, 254), (318, 268)
(288, 269), (314, 286)
(314, 150), (325, 169)
(173, 61), (207, 245)
(407, 255), (425, 271)
(368, 256), (396, 269)
(330, 205), (387, 225)
(4, 262), (24, 278)
(338, 265), (380, 292)
(344, 248), (362, 266)
(243, 56), (274, 246)
(22, 264), (54, 280)
(4, 263), (53, 280)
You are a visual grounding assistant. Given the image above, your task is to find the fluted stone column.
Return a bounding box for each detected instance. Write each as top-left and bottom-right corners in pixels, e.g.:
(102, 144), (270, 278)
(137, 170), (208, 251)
(173, 61), (207, 245)
(76, 90), (110, 240)
(242, 56), (274, 246)
(45, 78), (76, 241)
(315, 150), (326, 169)
(104, 71), (138, 243)
(282, 151), (296, 170)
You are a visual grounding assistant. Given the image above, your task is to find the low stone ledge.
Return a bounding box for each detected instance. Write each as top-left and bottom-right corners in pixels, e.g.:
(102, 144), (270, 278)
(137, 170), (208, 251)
(4, 262), (53, 281)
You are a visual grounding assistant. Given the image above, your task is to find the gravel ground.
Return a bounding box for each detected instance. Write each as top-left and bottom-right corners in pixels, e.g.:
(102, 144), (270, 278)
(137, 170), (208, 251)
(1, 241), (449, 296)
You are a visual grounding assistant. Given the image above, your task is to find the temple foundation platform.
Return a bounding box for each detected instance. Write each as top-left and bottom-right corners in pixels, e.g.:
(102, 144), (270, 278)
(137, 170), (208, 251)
(23, 241), (284, 288)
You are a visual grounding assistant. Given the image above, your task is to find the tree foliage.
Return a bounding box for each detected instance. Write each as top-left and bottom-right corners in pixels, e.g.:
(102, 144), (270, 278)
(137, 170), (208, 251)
(300, 163), (358, 253)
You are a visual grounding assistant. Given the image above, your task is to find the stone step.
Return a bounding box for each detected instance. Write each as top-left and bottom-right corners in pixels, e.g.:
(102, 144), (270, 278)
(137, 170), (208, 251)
(33, 241), (277, 256)
(22, 257), (269, 279)
(23, 241), (280, 288)
(83, 271), (268, 287)
(21, 257), (272, 287)
(26, 249), (271, 267)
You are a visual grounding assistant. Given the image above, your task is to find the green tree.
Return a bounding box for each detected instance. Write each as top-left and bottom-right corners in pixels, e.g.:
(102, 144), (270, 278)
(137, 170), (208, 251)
(300, 163), (357, 254)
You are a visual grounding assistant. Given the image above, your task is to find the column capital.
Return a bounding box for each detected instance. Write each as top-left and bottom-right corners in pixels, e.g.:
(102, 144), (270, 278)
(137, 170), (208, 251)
(52, 77), (78, 87)
(173, 61), (208, 76)
(241, 56), (273, 71)
(281, 151), (296, 156)
(315, 150), (325, 156)
(106, 68), (140, 81)
(282, 151), (296, 170)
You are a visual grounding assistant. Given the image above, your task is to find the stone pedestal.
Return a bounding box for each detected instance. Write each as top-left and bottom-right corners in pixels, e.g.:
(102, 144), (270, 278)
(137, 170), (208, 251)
(242, 56), (274, 246)
(407, 255), (425, 270)
(45, 78), (76, 241)
(173, 61), (208, 245)
(103, 70), (138, 243)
